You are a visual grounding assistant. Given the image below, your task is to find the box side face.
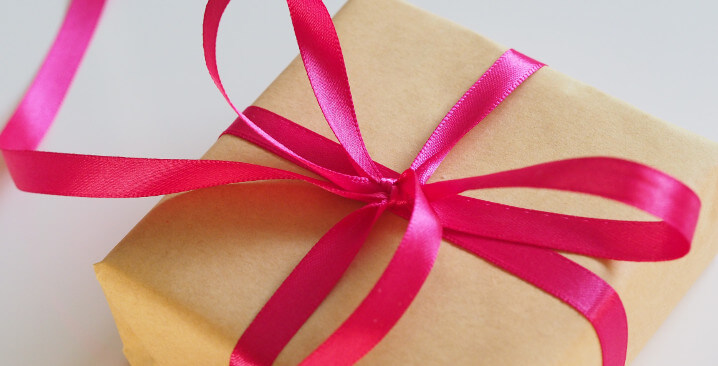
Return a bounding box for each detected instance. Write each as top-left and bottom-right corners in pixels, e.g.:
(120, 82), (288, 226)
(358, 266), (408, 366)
(95, 262), (233, 365)
(100, 0), (718, 364)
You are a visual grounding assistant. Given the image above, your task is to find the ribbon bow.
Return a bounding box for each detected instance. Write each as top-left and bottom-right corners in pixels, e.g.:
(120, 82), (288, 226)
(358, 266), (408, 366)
(0, 0), (700, 365)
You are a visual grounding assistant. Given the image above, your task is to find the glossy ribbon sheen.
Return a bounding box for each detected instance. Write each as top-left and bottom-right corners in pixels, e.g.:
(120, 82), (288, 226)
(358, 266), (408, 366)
(0, 1), (700, 365)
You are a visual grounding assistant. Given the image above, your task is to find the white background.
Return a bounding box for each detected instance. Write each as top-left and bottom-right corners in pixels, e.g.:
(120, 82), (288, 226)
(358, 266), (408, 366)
(1, 0), (716, 365)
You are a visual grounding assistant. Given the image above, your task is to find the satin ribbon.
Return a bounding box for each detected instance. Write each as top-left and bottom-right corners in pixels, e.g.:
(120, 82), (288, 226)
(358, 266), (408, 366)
(0, 0), (700, 365)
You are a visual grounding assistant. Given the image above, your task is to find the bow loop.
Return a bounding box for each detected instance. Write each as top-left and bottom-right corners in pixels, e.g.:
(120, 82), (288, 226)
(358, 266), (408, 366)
(203, 0), (382, 181)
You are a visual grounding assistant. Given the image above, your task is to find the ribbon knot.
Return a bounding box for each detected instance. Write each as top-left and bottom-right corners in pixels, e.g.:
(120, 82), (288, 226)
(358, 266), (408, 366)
(376, 170), (414, 207)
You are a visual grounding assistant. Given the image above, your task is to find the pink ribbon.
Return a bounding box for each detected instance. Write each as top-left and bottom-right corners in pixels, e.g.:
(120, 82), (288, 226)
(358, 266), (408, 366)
(0, 0), (701, 365)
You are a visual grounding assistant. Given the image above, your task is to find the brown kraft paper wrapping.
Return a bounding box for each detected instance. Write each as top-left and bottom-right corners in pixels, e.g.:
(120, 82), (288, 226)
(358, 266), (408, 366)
(94, 0), (718, 364)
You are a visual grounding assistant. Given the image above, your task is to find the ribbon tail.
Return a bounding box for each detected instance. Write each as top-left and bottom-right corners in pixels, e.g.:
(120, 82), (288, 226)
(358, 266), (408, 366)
(299, 170), (442, 365)
(447, 230), (627, 366)
(0, 0), (106, 151)
(230, 203), (386, 366)
(2, 149), (362, 199)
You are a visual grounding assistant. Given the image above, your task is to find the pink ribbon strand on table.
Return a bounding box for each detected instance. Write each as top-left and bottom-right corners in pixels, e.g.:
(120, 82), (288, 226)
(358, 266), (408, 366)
(0, 0), (701, 365)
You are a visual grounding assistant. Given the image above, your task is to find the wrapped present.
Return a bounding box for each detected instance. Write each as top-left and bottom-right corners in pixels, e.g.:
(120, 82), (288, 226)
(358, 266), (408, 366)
(2, 0), (717, 365)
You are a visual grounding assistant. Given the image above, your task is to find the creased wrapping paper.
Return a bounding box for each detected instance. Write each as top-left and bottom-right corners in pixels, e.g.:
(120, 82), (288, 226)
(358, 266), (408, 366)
(95, 0), (718, 364)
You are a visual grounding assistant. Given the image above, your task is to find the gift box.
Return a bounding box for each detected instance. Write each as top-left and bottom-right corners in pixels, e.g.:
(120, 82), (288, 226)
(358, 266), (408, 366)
(72, 0), (717, 364)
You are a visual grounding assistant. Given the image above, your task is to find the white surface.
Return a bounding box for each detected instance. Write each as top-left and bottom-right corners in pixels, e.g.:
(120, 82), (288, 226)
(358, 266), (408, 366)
(0, 1), (716, 365)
